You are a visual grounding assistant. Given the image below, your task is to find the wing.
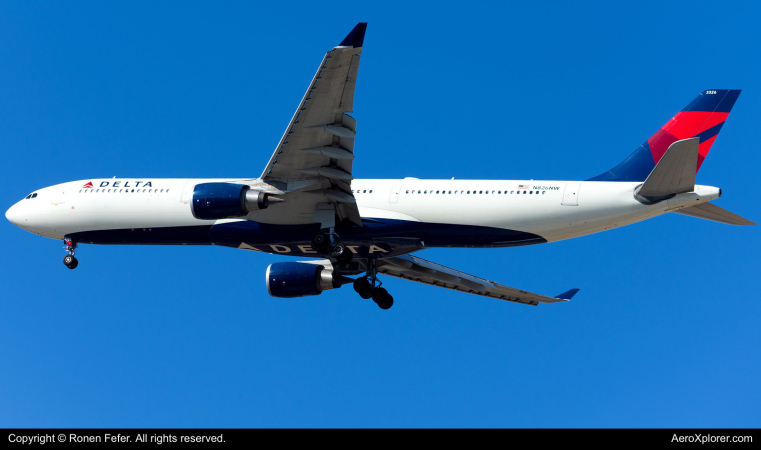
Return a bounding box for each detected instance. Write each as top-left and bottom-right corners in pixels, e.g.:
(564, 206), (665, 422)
(252, 23), (367, 227)
(376, 255), (579, 306)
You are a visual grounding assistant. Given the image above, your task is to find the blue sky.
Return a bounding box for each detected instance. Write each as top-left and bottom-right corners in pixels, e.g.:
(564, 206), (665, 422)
(1, 1), (759, 427)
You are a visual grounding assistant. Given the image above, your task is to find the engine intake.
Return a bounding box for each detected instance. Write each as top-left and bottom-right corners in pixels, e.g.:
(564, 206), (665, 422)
(191, 183), (282, 220)
(266, 262), (345, 298)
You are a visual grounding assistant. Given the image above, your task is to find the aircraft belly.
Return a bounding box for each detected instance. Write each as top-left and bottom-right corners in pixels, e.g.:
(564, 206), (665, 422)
(210, 218), (546, 258)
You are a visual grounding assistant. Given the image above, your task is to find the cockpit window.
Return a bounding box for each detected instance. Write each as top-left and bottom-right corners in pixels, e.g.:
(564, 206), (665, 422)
(31, 193), (37, 198)
(25, 195), (31, 199)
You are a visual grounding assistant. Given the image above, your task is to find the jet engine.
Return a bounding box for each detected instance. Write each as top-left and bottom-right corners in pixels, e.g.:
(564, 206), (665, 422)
(191, 183), (282, 220)
(266, 262), (349, 298)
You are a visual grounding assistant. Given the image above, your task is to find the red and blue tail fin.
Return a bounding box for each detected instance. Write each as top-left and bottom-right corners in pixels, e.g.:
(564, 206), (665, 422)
(588, 89), (741, 182)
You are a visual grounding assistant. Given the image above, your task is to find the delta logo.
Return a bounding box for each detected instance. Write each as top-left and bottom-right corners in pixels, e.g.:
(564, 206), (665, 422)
(81, 180), (154, 188)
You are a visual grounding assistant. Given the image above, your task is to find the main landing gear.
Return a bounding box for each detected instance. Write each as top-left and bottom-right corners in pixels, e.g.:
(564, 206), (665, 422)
(313, 229), (352, 264)
(352, 259), (394, 309)
(63, 237), (78, 269)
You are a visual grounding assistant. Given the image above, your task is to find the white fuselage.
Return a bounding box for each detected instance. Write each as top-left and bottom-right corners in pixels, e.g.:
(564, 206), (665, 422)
(6, 178), (720, 254)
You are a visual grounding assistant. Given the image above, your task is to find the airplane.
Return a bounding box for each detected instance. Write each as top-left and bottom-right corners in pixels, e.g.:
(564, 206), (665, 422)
(5, 23), (755, 310)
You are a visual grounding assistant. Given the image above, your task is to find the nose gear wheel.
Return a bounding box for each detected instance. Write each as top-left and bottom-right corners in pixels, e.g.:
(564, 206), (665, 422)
(63, 237), (78, 269)
(63, 254), (78, 269)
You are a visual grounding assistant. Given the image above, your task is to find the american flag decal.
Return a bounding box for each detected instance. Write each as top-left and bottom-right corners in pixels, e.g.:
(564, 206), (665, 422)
(518, 184), (530, 189)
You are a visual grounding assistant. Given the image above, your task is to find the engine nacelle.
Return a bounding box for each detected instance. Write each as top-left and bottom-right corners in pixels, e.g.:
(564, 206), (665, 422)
(266, 262), (341, 298)
(191, 183), (278, 220)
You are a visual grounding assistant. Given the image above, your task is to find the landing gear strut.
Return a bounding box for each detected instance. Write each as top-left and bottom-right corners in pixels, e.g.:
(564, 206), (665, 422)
(313, 228), (353, 263)
(353, 259), (394, 309)
(63, 237), (78, 269)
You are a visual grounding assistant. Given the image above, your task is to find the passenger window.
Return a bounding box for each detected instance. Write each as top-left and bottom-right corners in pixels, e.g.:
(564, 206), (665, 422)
(448, 190), (452, 194)
(529, 191), (533, 194)
(417, 190), (421, 194)
(523, 191), (527, 194)
(479, 191), (482, 194)
(369, 190), (372, 193)
(542, 191), (546, 195)
(492, 190), (495, 194)
(467, 191), (470, 194)
(405, 190), (409, 194)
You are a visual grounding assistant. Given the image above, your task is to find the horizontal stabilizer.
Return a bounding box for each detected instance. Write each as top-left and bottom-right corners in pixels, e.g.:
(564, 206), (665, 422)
(673, 202), (756, 225)
(636, 137), (699, 203)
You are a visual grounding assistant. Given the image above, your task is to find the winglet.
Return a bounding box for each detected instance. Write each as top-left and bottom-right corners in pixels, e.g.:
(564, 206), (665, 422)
(556, 288), (580, 300)
(339, 23), (367, 48)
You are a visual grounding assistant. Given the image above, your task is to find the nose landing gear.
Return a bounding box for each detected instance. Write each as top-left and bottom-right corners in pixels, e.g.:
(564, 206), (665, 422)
(353, 259), (394, 309)
(63, 237), (78, 269)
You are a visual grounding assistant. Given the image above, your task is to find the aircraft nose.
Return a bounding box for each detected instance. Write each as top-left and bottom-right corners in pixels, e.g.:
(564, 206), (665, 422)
(6, 202), (23, 228)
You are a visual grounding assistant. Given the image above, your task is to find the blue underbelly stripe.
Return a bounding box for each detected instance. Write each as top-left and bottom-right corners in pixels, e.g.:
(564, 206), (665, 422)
(70, 219), (547, 256)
